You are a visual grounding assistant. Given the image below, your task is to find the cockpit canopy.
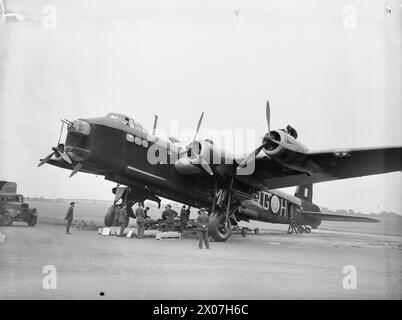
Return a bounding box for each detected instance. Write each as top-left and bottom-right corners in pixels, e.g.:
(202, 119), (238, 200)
(106, 113), (148, 134)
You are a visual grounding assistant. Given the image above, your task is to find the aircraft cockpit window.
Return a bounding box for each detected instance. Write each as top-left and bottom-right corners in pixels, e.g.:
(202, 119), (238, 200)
(106, 113), (120, 121)
(127, 119), (135, 129)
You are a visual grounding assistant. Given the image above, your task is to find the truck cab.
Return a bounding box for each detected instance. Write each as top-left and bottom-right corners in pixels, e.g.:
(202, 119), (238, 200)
(0, 192), (38, 226)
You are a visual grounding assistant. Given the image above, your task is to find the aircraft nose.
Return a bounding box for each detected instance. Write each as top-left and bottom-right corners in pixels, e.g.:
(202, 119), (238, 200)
(64, 120), (92, 162)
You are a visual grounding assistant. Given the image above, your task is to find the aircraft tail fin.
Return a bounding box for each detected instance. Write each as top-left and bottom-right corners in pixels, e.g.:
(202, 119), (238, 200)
(294, 184), (313, 202)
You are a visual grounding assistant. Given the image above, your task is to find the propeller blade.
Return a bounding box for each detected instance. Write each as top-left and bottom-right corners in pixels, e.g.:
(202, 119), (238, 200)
(69, 163), (83, 178)
(59, 150), (72, 164)
(199, 158), (213, 175)
(193, 111), (204, 142)
(37, 152), (55, 167)
(266, 100), (271, 134)
(57, 121), (65, 146)
(152, 115), (158, 136)
(238, 144), (264, 168)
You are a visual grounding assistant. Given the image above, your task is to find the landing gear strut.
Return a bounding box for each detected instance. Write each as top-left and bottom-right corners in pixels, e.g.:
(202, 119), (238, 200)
(208, 178), (235, 242)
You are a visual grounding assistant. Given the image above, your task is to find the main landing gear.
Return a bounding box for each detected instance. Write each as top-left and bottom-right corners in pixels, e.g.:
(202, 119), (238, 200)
(208, 178), (238, 242)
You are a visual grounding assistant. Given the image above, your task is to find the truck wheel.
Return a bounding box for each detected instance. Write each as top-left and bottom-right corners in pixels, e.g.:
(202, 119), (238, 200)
(27, 216), (38, 227)
(3, 211), (13, 226)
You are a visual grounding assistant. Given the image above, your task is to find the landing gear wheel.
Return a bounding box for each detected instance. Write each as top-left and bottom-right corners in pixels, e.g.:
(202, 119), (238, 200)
(3, 211), (13, 226)
(305, 226), (311, 233)
(27, 216), (38, 227)
(209, 213), (232, 242)
(254, 227), (259, 234)
(104, 204), (118, 227)
(241, 227), (247, 237)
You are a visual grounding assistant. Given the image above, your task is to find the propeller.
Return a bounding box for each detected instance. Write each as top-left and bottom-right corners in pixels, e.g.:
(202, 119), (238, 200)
(179, 111), (205, 155)
(37, 121), (72, 167)
(178, 111), (214, 175)
(238, 100), (299, 168)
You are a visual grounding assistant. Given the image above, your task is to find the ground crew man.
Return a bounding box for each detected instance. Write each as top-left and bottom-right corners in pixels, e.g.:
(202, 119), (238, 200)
(64, 202), (74, 235)
(144, 207), (151, 219)
(196, 208), (210, 249)
(286, 125), (298, 139)
(179, 205), (190, 233)
(162, 204), (177, 231)
(118, 204), (127, 237)
(135, 202), (146, 239)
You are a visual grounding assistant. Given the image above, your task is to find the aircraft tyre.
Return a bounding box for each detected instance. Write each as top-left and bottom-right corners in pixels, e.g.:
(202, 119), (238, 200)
(104, 204), (118, 227)
(209, 212), (231, 242)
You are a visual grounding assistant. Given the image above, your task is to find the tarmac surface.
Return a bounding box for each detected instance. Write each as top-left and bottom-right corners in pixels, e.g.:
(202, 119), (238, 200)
(1, 223), (401, 299)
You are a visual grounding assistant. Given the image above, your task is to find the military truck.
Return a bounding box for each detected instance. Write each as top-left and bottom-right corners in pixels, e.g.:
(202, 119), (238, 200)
(0, 181), (38, 226)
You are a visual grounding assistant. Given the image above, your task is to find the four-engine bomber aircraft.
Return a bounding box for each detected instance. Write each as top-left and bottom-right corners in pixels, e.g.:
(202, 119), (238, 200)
(38, 101), (402, 241)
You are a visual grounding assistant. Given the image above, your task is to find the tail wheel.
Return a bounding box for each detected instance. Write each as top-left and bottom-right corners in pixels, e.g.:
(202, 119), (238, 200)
(104, 204), (118, 227)
(3, 211), (13, 226)
(209, 212), (232, 242)
(27, 216), (38, 227)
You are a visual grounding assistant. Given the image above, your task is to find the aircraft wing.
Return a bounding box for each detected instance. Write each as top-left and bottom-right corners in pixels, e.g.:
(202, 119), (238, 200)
(302, 211), (379, 223)
(236, 146), (402, 189)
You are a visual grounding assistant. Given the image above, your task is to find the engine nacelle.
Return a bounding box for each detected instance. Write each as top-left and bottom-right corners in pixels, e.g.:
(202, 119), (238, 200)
(174, 140), (234, 175)
(262, 130), (308, 165)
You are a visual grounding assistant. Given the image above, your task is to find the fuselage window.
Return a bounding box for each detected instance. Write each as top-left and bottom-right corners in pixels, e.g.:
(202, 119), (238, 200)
(134, 137), (142, 145)
(142, 140), (149, 148)
(126, 133), (134, 143)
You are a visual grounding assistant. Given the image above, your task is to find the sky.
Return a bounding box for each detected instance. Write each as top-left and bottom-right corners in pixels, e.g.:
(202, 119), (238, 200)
(0, 0), (401, 214)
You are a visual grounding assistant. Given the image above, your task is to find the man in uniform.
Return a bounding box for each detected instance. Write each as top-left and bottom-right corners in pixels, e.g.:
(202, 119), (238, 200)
(135, 202), (146, 239)
(196, 208), (210, 249)
(118, 204), (127, 237)
(179, 205), (189, 233)
(286, 125), (298, 139)
(64, 202), (74, 235)
(162, 204), (177, 231)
